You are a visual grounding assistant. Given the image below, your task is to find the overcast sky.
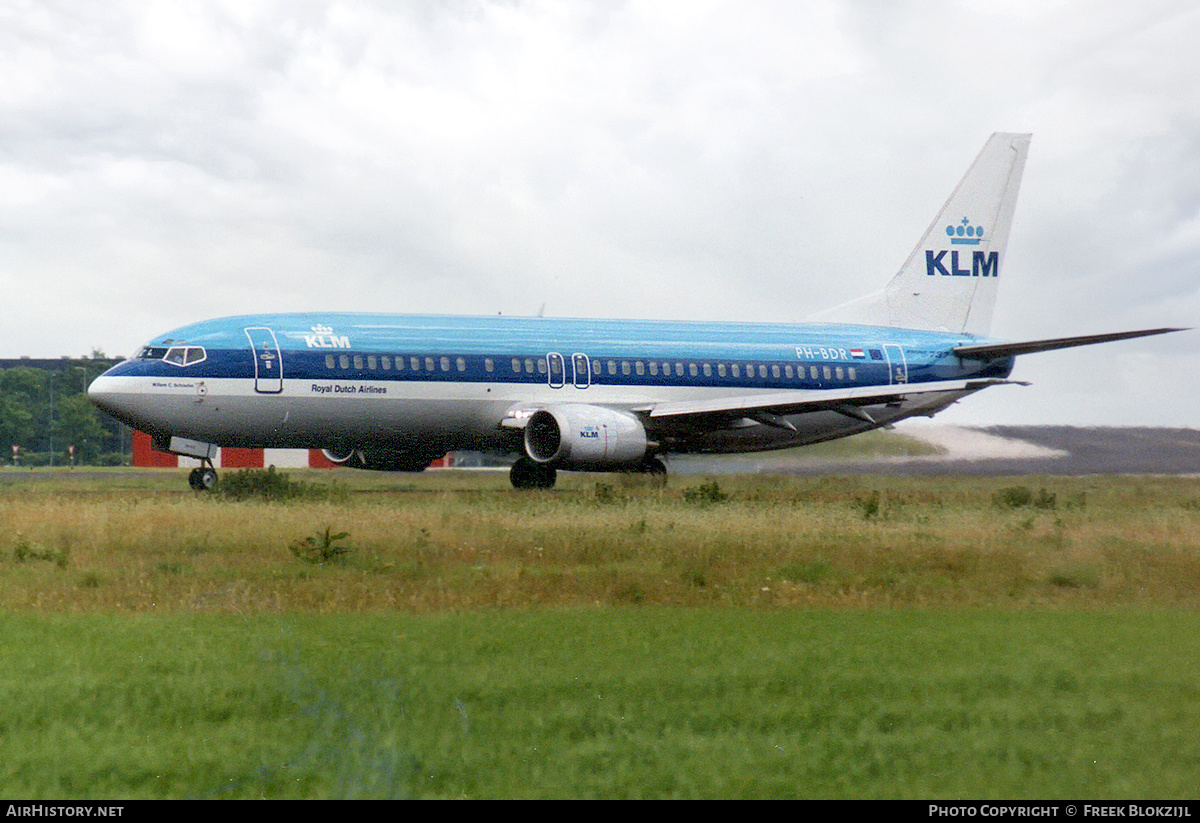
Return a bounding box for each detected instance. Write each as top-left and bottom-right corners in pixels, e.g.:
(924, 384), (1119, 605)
(3, 0), (1198, 426)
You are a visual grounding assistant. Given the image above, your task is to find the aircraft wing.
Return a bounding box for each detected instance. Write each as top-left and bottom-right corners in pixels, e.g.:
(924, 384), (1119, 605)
(498, 378), (1015, 434)
(634, 378), (1017, 430)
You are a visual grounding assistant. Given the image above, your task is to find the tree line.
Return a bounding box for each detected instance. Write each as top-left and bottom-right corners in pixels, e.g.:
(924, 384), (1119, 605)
(0, 358), (129, 466)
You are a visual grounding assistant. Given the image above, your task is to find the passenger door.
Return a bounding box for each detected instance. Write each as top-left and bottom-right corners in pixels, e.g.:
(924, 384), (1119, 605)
(244, 327), (283, 394)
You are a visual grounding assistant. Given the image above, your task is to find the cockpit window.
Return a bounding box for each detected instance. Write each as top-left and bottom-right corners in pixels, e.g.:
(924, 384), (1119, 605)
(162, 346), (207, 366)
(137, 346), (169, 360)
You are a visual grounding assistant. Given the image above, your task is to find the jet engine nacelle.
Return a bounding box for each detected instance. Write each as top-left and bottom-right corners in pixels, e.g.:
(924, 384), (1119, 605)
(320, 447), (439, 472)
(321, 448), (360, 467)
(524, 405), (649, 470)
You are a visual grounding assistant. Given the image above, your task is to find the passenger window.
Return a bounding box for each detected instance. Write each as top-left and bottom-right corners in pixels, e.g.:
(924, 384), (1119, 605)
(675, 363), (684, 377)
(785, 365), (794, 378)
(525, 359), (535, 374)
(688, 363), (698, 377)
(823, 366), (832, 380)
(703, 363), (711, 377)
(512, 358), (521, 373)
(441, 357), (450, 372)
(368, 356), (377, 370)
(718, 363), (726, 378)
(836, 367), (844, 380)
(485, 358), (494, 373)
(325, 355), (335, 369)
(425, 357), (435, 372)
(381, 356), (391, 371)
(395, 356), (404, 371)
(649, 362), (659, 376)
(607, 361), (617, 376)
(731, 364), (740, 378)
(622, 361), (631, 376)
(340, 355), (350, 370)
(592, 360), (601, 375)
(457, 357), (466, 372)
(810, 366), (818, 379)
(635, 361), (645, 376)
(848, 367), (856, 381)
(771, 365), (780, 379)
(354, 356), (364, 370)
(759, 365), (767, 379)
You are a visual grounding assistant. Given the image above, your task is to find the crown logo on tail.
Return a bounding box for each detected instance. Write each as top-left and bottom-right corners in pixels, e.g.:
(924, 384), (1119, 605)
(946, 217), (985, 245)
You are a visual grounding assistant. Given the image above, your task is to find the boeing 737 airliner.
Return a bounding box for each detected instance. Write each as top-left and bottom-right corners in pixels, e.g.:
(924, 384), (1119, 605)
(88, 134), (1183, 489)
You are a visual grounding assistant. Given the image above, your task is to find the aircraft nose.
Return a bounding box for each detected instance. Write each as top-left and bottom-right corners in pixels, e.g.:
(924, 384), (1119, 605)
(87, 373), (132, 423)
(87, 373), (112, 406)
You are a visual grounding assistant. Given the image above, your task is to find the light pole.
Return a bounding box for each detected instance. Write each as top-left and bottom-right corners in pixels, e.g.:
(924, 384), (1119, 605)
(47, 381), (53, 468)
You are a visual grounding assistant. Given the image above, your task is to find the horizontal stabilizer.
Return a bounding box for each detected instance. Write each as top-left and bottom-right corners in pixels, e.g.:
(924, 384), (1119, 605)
(953, 328), (1188, 360)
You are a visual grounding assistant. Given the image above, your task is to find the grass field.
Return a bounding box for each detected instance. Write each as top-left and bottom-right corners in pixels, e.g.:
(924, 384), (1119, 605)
(1, 467), (1198, 798)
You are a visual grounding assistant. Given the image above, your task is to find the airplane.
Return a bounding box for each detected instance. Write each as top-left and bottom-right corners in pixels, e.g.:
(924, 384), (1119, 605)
(87, 133), (1184, 491)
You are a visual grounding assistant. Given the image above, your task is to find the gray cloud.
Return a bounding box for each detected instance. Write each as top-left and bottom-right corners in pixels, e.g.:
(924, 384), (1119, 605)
(3, 0), (1197, 425)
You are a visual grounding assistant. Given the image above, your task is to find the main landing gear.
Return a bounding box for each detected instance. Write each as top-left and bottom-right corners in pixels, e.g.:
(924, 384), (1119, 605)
(507, 456), (668, 490)
(639, 456), (668, 486)
(188, 460), (218, 492)
(509, 457), (557, 490)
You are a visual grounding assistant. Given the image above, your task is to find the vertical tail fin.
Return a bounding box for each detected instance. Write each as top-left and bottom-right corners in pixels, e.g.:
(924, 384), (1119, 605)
(811, 133), (1031, 335)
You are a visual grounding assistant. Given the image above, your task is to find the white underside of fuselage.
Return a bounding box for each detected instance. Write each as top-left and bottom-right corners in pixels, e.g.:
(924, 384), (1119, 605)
(89, 373), (973, 456)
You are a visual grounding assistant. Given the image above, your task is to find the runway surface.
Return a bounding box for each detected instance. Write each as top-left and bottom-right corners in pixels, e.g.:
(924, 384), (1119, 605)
(5, 427), (1199, 480)
(673, 426), (1200, 477)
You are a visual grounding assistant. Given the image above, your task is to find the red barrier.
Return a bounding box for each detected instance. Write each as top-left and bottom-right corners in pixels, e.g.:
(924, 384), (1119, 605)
(131, 431), (178, 467)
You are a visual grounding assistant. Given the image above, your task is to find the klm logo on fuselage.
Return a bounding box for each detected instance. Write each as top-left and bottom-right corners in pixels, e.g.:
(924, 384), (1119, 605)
(304, 324), (351, 349)
(927, 217), (998, 278)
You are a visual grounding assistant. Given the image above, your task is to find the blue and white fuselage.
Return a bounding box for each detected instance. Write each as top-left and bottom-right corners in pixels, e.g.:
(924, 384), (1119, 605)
(87, 134), (1183, 489)
(89, 312), (1012, 455)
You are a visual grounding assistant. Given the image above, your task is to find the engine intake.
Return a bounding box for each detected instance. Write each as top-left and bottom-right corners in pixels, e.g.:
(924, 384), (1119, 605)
(524, 405), (649, 470)
(321, 448), (359, 466)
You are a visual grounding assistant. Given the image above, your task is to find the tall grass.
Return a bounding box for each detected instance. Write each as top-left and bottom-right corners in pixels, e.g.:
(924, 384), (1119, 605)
(2, 471), (1200, 611)
(2, 470), (1199, 798)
